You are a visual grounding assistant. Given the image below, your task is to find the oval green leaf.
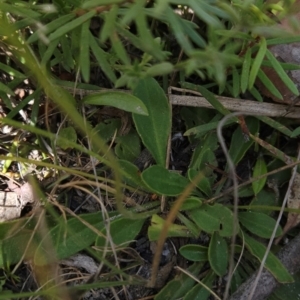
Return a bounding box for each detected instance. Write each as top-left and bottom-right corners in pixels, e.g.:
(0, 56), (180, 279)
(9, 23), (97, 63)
(208, 232), (228, 276)
(83, 91), (148, 115)
(239, 211), (282, 238)
(188, 204), (238, 237)
(142, 165), (190, 196)
(179, 244), (208, 262)
(95, 217), (145, 249)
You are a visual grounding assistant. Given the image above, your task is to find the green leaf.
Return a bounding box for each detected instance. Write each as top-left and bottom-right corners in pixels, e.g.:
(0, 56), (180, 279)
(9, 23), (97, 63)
(133, 78), (171, 166)
(0, 62), (26, 79)
(115, 132), (140, 161)
(27, 14), (76, 43)
(256, 116), (293, 137)
(257, 69), (283, 100)
(145, 62), (174, 77)
(188, 204), (238, 237)
(148, 214), (193, 241)
(60, 34), (74, 71)
(80, 20), (91, 83)
(191, 84), (235, 118)
(208, 232), (228, 276)
(100, 4), (118, 42)
(249, 37), (267, 89)
(41, 39), (60, 66)
(177, 212), (200, 238)
(188, 168), (212, 197)
(239, 212), (282, 238)
(252, 156), (267, 195)
(184, 119), (235, 136)
(111, 32), (130, 65)
(135, 12), (165, 61)
(250, 189), (278, 213)
(95, 217), (145, 249)
(56, 127), (77, 150)
(190, 132), (218, 171)
(291, 126), (300, 138)
(265, 49), (299, 96)
(34, 212), (108, 265)
(241, 48), (251, 93)
(92, 119), (121, 143)
(184, 270), (216, 300)
(0, 82), (14, 95)
(190, 0), (222, 28)
(228, 117), (259, 168)
(243, 232), (294, 283)
(180, 197), (203, 211)
(272, 272), (300, 300)
(232, 67), (240, 97)
(0, 3), (41, 18)
(154, 263), (203, 300)
(179, 245), (208, 262)
(118, 159), (149, 189)
(49, 10), (97, 41)
(165, 7), (193, 54)
(89, 34), (117, 83)
(142, 165), (190, 196)
(83, 0), (124, 8)
(83, 91), (148, 115)
(0, 218), (41, 267)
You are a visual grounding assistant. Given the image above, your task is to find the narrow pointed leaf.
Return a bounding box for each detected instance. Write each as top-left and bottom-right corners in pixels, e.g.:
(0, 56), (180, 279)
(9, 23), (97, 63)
(49, 10), (97, 41)
(241, 48), (251, 93)
(83, 91), (148, 115)
(90, 34), (117, 83)
(232, 67), (240, 97)
(249, 38), (267, 89)
(265, 49), (299, 96)
(80, 20), (91, 82)
(252, 156), (267, 195)
(257, 68), (283, 100)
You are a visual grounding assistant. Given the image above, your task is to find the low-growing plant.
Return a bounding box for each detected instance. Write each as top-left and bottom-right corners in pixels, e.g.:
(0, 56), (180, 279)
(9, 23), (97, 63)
(1, 1), (300, 299)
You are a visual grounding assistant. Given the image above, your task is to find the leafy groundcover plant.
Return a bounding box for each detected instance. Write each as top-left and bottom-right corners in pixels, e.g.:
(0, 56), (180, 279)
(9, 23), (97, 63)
(0, 1), (300, 299)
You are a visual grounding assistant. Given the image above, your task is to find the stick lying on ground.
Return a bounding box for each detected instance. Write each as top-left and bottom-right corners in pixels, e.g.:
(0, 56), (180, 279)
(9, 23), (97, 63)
(169, 94), (300, 118)
(61, 85), (300, 119)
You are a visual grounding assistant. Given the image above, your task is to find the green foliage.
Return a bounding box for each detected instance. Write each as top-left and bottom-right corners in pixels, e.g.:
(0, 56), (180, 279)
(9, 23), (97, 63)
(133, 78), (171, 166)
(0, 0), (299, 298)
